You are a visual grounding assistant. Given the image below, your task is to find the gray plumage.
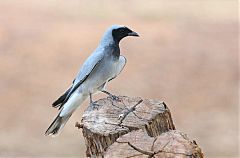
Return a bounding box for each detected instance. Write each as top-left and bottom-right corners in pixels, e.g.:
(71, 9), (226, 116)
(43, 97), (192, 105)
(45, 25), (139, 136)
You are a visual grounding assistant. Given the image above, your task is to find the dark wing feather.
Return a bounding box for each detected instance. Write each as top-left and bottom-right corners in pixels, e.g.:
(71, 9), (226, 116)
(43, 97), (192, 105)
(52, 79), (75, 108)
(52, 86), (72, 108)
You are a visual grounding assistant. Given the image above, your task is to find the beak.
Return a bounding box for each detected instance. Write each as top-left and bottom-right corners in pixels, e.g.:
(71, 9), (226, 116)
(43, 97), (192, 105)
(128, 31), (139, 37)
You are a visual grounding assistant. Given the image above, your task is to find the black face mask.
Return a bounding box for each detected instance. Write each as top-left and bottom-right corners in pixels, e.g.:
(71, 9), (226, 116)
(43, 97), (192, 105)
(112, 27), (138, 43)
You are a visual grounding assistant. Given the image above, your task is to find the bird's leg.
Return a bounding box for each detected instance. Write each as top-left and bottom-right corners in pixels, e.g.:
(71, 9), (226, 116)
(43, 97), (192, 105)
(101, 90), (121, 102)
(89, 93), (100, 110)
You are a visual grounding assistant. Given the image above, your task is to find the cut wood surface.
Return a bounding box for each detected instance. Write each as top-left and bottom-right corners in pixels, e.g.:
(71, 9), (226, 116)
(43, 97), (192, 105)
(77, 96), (175, 157)
(104, 129), (204, 158)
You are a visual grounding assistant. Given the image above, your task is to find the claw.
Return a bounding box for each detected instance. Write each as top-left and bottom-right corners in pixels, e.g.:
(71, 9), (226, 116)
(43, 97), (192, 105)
(110, 95), (121, 102)
(91, 102), (100, 110)
(101, 90), (122, 102)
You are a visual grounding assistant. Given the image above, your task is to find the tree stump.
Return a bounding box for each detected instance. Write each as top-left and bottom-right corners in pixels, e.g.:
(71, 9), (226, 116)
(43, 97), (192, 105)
(78, 96), (175, 157)
(104, 129), (204, 158)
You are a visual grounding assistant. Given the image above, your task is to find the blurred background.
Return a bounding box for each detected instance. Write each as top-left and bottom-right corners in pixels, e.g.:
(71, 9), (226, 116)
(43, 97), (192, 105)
(0, 0), (238, 157)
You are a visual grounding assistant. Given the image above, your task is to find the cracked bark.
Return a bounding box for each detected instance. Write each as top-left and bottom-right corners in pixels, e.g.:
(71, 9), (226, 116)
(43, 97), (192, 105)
(78, 96), (175, 157)
(104, 130), (204, 158)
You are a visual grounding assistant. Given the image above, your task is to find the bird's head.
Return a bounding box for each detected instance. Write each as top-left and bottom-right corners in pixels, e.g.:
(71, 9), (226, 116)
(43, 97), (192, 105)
(101, 25), (139, 45)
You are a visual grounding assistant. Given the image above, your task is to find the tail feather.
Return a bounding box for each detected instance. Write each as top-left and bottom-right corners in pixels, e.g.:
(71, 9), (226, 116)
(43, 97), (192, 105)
(46, 92), (88, 136)
(45, 114), (72, 136)
(52, 87), (72, 108)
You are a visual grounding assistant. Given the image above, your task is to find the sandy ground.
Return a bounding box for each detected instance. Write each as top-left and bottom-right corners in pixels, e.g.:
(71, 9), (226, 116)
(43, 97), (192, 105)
(0, 0), (238, 157)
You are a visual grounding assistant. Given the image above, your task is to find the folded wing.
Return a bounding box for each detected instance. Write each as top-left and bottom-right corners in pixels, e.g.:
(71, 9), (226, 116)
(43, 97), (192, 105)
(52, 51), (104, 109)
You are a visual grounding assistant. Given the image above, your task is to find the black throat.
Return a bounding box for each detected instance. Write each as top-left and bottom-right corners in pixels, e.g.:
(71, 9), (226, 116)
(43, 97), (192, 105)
(110, 43), (120, 58)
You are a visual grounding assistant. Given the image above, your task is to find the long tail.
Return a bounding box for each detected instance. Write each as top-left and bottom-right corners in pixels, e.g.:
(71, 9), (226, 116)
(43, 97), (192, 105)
(45, 113), (72, 136)
(45, 92), (88, 136)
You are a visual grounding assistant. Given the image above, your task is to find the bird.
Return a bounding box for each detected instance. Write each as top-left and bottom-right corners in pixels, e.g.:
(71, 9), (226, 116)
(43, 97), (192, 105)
(45, 25), (139, 136)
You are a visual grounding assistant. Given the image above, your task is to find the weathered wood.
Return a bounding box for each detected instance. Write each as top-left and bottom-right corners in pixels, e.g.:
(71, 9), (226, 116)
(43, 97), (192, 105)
(78, 96), (175, 157)
(104, 129), (204, 158)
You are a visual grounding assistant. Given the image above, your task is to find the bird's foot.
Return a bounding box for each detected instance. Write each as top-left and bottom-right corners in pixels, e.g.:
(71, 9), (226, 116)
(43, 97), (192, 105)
(101, 90), (122, 102)
(109, 94), (121, 102)
(90, 102), (101, 110)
